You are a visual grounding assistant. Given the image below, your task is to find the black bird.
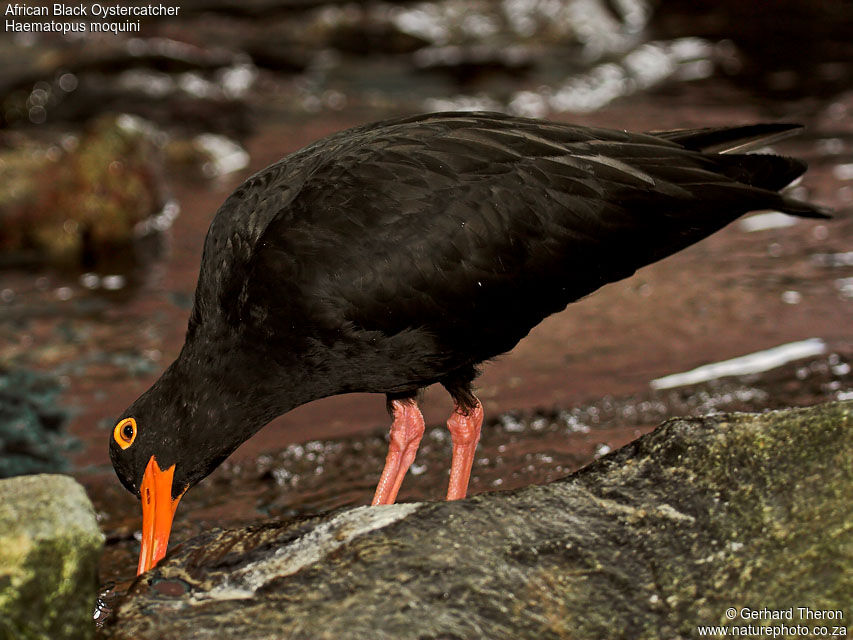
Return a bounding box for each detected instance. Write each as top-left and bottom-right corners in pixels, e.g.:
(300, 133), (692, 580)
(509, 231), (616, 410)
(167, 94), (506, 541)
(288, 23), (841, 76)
(109, 112), (828, 574)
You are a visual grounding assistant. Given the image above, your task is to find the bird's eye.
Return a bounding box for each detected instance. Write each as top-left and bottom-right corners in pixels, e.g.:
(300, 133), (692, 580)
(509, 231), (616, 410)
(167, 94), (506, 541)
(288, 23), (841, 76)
(114, 417), (137, 449)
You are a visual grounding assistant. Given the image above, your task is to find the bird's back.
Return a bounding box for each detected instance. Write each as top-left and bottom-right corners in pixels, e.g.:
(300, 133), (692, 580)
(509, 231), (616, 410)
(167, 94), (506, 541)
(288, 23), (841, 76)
(187, 112), (826, 396)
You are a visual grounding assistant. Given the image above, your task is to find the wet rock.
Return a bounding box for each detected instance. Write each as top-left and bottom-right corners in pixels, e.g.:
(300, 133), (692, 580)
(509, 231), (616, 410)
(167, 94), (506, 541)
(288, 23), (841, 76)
(0, 368), (74, 478)
(327, 21), (430, 55)
(104, 401), (851, 639)
(0, 114), (167, 267)
(0, 474), (104, 640)
(242, 39), (311, 73)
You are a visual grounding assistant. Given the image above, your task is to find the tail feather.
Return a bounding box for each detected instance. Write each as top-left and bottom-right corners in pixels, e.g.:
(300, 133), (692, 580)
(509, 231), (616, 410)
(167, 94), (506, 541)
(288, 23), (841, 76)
(775, 196), (833, 219)
(711, 154), (831, 219)
(712, 153), (806, 191)
(651, 123), (804, 154)
(652, 124), (832, 220)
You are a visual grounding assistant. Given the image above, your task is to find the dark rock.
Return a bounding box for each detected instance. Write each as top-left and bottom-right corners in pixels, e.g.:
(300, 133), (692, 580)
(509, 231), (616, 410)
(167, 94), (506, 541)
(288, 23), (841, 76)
(103, 401), (851, 639)
(0, 474), (104, 640)
(413, 44), (536, 85)
(328, 22), (430, 56)
(242, 39), (311, 73)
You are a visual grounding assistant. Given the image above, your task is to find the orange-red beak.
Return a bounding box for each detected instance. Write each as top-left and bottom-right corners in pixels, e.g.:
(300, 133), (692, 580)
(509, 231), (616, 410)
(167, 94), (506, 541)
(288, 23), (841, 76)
(137, 456), (185, 576)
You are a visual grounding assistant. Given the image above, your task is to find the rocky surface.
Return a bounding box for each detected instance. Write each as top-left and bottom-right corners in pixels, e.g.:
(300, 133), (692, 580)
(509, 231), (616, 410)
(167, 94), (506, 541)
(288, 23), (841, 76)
(103, 401), (851, 639)
(0, 474), (104, 640)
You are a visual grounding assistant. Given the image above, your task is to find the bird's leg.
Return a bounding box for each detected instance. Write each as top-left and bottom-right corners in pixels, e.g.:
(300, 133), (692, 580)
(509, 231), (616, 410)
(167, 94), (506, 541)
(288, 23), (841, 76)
(371, 398), (425, 506)
(446, 399), (484, 500)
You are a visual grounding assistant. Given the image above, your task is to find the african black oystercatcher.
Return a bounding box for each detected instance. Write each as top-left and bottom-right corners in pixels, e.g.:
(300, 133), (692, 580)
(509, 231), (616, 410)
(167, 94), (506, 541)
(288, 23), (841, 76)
(109, 112), (828, 575)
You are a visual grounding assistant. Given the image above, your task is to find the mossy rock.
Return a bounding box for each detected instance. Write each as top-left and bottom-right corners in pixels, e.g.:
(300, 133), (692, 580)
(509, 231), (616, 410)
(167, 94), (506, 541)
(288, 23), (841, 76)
(0, 115), (165, 266)
(104, 401), (851, 639)
(0, 474), (104, 640)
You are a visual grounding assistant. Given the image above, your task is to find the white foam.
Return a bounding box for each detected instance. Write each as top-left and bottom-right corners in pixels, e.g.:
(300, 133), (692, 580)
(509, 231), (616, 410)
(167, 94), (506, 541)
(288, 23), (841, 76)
(650, 338), (827, 390)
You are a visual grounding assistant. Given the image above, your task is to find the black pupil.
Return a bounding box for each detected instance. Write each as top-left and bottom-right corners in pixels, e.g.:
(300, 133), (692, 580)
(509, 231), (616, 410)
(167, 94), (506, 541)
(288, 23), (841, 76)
(122, 424), (134, 440)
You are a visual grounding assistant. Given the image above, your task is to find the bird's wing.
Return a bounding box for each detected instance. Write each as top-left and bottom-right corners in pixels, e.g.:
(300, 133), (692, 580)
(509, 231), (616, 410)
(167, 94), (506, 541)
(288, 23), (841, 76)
(197, 114), (819, 362)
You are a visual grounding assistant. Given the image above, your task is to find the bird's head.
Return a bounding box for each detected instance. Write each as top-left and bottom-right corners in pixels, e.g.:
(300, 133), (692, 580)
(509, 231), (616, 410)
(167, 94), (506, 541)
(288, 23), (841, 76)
(109, 415), (187, 577)
(110, 340), (309, 576)
(109, 358), (269, 576)
(108, 385), (204, 577)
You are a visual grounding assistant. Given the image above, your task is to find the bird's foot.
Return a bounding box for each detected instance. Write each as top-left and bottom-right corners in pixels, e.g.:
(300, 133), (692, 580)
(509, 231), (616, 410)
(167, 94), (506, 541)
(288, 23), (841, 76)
(371, 399), (425, 505)
(446, 399), (483, 500)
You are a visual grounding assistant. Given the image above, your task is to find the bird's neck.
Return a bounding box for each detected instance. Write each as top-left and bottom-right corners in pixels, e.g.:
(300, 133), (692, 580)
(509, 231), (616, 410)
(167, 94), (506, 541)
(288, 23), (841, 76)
(166, 336), (306, 443)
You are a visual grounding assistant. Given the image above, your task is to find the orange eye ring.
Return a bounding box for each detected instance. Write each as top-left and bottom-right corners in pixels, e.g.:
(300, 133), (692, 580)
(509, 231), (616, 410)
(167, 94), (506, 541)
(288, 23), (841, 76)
(114, 417), (137, 449)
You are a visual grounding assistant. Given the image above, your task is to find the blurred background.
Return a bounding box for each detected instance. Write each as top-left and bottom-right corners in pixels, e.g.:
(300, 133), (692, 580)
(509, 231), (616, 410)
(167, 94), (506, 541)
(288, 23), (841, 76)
(1, 0), (851, 622)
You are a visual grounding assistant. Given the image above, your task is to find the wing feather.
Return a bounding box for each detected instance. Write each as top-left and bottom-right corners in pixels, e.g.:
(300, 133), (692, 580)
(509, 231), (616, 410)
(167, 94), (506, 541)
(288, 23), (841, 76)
(189, 113), (822, 370)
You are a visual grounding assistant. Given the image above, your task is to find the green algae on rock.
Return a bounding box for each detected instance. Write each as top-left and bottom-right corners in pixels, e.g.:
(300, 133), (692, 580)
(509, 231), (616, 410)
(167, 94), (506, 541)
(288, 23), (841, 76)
(0, 114), (166, 267)
(0, 474), (104, 640)
(102, 401), (851, 639)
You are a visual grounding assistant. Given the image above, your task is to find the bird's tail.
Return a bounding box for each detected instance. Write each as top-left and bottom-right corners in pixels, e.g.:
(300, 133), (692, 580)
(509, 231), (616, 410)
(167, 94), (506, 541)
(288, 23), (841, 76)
(651, 123), (805, 154)
(654, 123), (832, 219)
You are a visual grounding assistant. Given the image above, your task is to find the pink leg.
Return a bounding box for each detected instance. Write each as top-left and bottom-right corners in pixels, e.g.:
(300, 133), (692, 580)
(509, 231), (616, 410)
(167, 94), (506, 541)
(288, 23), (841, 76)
(371, 399), (425, 506)
(446, 399), (484, 501)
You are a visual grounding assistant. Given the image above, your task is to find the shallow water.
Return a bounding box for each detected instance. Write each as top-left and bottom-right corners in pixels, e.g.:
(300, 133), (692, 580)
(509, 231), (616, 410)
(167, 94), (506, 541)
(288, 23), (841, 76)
(0, 0), (851, 631)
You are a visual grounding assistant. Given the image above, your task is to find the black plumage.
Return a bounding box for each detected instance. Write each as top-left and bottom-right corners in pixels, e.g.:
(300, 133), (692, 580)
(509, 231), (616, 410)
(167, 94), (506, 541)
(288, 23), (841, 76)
(109, 112), (827, 572)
